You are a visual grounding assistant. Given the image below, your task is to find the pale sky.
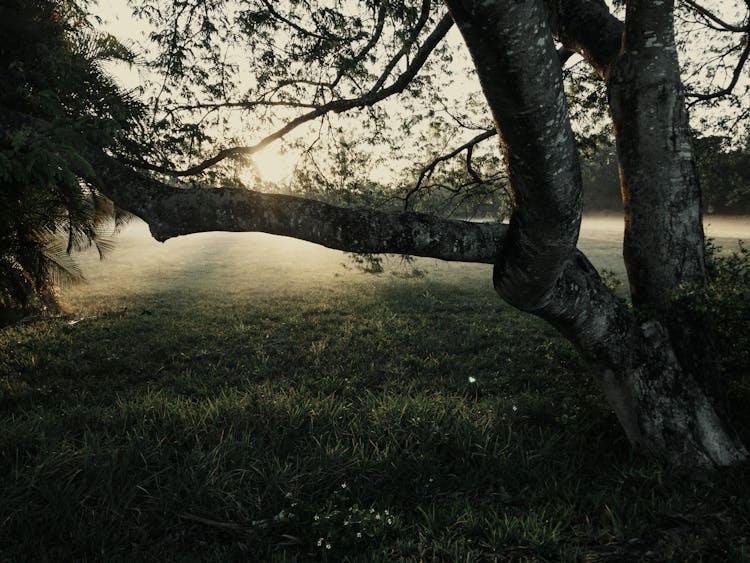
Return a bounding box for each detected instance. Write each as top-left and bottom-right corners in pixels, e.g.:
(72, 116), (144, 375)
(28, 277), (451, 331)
(92, 0), (749, 180)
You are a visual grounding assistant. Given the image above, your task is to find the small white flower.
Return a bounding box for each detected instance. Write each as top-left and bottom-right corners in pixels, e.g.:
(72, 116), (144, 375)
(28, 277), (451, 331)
(387, 518), (393, 525)
(326, 543), (331, 550)
(341, 483), (347, 489)
(468, 376), (477, 384)
(313, 514), (320, 521)
(512, 405), (518, 412)
(356, 532), (362, 539)
(317, 538), (324, 547)
(375, 514), (381, 520)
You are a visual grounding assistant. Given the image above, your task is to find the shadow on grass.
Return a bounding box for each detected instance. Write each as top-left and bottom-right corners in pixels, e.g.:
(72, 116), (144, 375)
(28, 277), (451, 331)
(1, 279), (749, 562)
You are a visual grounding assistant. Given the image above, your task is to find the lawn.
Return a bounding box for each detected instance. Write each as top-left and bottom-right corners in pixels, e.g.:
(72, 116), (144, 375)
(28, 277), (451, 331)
(1, 222), (749, 562)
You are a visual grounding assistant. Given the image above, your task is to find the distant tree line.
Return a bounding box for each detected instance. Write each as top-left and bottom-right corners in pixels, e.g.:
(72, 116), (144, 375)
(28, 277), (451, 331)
(581, 133), (750, 215)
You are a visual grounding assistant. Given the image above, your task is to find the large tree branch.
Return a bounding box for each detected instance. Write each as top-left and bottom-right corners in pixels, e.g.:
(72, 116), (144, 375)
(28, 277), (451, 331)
(121, 12), (454, 178)
(89, 151), (506, 263)
(446, 0), (583, 308)
(0, 107), (505, 263)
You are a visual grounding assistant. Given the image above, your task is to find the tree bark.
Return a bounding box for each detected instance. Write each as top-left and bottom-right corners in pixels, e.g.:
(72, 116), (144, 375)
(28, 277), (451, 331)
(607, 0), (726, 407)
(445, 0), (584, 312)
(83, 151), (507, 264)
(446, 0), (747, 466)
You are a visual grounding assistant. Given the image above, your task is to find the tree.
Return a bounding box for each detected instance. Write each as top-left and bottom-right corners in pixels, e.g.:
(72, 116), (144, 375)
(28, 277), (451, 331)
(2, 0), (750, 467)
(0, 0), (141, 319)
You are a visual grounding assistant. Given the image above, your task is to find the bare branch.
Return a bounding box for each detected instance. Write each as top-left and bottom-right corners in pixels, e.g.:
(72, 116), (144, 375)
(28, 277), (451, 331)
(686, 32), (750, 102)
(0, 108), (504, 264)
(680, 0), (747, 33)
(436, 97), (489, 131)
(121, 13), (454, 177)
(404, 129), (497, 210)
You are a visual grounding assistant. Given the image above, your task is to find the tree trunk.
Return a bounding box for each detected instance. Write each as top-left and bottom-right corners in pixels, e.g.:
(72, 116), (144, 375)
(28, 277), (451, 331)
(547, 254), (747, 467)
(608, 0), (726, 407)
(446, 0), (747, 466)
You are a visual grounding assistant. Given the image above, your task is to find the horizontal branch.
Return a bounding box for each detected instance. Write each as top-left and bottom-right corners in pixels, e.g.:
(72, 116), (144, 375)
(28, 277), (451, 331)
(1, 108), (506, 264)
(88, 151), (506, 263)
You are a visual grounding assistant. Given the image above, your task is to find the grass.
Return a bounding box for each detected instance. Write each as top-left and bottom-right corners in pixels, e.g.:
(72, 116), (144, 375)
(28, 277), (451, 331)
(1, 266), (750, 562)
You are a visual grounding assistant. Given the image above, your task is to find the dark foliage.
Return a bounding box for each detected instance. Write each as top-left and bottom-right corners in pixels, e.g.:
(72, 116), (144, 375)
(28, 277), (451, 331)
(705, 239), (750, 381)
(694, 135), (750, 215)
(0, 0), (142, 320)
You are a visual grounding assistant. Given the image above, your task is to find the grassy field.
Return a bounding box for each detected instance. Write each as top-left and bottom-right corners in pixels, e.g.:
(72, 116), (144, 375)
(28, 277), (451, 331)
(1, 219), (749, 561)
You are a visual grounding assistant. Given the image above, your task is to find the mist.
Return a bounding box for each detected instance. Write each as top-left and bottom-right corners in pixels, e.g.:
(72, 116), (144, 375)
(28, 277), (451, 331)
(61, 215), (749, 311)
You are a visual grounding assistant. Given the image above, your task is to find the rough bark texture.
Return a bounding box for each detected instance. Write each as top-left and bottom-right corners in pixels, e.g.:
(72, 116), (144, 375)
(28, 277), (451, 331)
(607, 0), (732, 420)
(446, 0), (747, 466)
(86, 151), (507, 264)
(610, 0), (706, 311)
(445, 0), (582, 309)
(544, 255), (746, 467)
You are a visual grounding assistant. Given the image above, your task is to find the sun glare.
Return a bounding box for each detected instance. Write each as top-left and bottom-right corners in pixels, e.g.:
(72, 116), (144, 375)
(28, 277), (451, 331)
(252, 146), (299, 184)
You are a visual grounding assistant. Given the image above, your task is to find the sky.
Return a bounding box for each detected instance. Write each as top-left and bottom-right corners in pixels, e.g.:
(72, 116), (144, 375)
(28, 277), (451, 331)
(90, 0), (749, 185)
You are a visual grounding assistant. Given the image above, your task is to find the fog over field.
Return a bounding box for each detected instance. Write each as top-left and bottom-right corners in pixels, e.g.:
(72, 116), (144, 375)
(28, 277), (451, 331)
(61, 215), (749, 311)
